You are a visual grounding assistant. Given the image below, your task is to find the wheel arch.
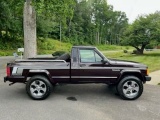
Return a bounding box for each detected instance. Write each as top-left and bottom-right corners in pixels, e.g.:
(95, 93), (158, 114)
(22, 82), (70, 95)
(118, 70), (144, 83)
(26, 70), (53, 83)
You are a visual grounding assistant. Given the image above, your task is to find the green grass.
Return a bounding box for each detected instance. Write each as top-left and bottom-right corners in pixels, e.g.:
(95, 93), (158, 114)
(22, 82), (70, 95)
(37, 38), (133, 54)
(96, 45), (133, 51)
(103, 50), (160, 72)
(37, 38), (72, 54)
(0, 50), (15, 56)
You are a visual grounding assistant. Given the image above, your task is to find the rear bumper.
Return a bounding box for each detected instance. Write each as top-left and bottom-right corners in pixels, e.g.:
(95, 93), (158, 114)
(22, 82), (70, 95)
(145, 76), (151, 81)
(4, 77), (7, 82)
(4, 76), (26, 83)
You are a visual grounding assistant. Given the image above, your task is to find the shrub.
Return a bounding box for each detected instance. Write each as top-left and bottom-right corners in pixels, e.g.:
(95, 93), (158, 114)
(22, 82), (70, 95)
(52, 51), (66, 56)
(132, 50), (137, 54)
(123, 50), (128, 53)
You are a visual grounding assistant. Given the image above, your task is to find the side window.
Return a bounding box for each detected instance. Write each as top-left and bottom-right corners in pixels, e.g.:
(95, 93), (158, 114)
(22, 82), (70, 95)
(95, 52), (102, 62)
(79, 49), (102, 63)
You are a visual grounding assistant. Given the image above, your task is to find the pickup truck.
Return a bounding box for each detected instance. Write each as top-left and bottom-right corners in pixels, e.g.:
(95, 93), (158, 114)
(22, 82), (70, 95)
(4, 46), (151, 100)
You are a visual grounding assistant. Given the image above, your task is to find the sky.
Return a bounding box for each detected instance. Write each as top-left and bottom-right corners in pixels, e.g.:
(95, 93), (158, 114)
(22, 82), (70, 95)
(107, 0), (160, 23)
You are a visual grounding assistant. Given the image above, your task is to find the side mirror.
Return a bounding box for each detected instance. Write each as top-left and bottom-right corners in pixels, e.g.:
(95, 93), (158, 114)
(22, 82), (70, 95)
(101, 59), (108, 64)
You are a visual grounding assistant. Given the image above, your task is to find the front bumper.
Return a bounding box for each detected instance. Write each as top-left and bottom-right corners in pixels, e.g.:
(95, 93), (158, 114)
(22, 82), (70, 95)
(4, 76), (26, 83)
(145, 76), (151, 81)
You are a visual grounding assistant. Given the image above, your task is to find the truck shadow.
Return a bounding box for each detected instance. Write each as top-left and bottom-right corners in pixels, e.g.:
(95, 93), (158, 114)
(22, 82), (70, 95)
(2, 83), (120, 101)
(52, 84), (119, 101)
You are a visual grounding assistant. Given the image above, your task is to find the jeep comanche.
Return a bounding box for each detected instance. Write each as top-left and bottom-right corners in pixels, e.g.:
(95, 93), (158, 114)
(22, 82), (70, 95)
(4, 46), (151, 100)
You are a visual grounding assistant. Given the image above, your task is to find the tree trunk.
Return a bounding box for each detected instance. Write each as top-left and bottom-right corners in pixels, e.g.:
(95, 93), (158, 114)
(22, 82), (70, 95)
(133, 44), (146, 54)
(23, 1), (37, 59)
(139, 44), (146, 54)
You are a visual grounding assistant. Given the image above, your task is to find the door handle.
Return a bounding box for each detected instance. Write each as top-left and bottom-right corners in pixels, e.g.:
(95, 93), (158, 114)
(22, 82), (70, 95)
(80, 64), (86, 67)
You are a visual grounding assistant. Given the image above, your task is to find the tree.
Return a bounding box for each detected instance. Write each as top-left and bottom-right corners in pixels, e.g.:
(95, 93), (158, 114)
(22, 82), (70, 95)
(122, 12), (160, 54)
(0, 0), (129, 51)
(0, 0), (23, 41)
(69, 0), (128, 45)
(23, 0), (37, 58)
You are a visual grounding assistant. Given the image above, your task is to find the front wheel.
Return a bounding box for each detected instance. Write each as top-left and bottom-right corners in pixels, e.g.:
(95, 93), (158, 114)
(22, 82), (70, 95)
(26, 75), (53, 100)
(117, 76), (143, 100)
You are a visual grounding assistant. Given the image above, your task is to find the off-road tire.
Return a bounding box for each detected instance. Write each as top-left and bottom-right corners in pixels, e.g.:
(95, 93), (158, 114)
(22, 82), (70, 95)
(117, 76), (143, 100)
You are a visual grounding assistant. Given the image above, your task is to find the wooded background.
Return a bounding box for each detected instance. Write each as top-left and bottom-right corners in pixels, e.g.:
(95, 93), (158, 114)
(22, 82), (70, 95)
(1, 0), (160, 55)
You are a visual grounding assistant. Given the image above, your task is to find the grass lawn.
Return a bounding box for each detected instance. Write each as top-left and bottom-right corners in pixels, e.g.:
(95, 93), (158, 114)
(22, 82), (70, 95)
(103, 50), (160, 72)
(0, 38), (134, 56)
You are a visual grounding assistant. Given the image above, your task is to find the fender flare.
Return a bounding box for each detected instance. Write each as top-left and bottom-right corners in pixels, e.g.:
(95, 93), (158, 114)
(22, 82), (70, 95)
(117, 69), (144, 82)
(27, 69), (52, 82)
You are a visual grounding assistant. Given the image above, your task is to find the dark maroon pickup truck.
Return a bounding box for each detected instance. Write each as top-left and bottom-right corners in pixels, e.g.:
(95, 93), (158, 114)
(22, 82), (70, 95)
(4, 46), (151, 100)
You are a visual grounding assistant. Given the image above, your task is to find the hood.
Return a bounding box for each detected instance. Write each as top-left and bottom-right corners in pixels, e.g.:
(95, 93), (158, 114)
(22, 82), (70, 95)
(108, 58), (147, 68)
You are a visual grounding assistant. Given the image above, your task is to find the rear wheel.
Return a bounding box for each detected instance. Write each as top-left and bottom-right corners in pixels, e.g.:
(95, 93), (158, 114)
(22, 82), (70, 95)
(26, 75), (53, 100)
(117, 76), (143, 100)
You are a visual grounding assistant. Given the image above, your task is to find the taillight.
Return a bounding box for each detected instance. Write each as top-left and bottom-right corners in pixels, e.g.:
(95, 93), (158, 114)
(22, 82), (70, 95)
(6, 67), (11, 76)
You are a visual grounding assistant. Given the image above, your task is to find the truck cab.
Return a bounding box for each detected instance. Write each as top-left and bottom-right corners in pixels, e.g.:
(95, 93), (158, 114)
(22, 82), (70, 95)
(70, 46), (113, 83)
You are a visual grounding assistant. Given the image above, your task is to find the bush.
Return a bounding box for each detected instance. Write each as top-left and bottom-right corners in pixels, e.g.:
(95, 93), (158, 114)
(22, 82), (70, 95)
(52, 51), (66, 56)
(132, 50), (142, 54)
(0, 40), (23, 50)
(146, 44), (154, 49)
(38, 39), (55, 50)
(123, 50), (128, 53)
(132, 50), (137, 54)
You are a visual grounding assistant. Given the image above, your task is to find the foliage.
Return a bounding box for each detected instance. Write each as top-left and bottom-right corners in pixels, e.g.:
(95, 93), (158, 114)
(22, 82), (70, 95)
(121, 11), (160, 54)
(0, 39), (23, 50)
(0, 0), (23, 42)
(145, 40), (159, 49)
(52, 51), (66, 56)
(0, 0), (128, 49)
(37, 38), (72, 51)
(0, 38), (132, 56)
(68, 0), (128, 45)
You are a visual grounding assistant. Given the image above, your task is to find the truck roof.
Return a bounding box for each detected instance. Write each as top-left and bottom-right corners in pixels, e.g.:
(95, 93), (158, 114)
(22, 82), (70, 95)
(72, 46), (96, 49)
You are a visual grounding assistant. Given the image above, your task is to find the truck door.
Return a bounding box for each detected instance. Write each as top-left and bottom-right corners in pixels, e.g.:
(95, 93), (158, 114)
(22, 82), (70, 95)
(77, 48), (113, 83)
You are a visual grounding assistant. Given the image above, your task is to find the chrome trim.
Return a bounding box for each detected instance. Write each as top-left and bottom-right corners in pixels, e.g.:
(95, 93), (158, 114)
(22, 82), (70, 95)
(73, 76), (117, 79)
(120, 69), (141, 74)
(112, 69), (120, 71)
(29, 70), (50, 75)
(15, 59), (66, 63)
(52, 76), (70, 78)
(52, 76), (117, 79)
(18, 66), (70, 70)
